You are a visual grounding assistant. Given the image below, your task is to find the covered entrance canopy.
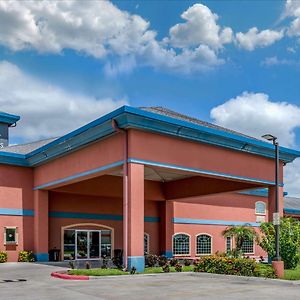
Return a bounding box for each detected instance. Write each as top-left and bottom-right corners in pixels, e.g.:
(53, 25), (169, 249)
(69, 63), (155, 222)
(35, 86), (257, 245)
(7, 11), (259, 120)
(1, 106), (299, 270)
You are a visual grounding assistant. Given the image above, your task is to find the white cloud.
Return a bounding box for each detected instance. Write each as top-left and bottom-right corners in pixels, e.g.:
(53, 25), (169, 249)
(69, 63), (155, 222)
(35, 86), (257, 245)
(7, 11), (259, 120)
(0, 0), (225, 74)
(261, 56), (299, 66)
(236, 27), (284, 51)
(168, 3), (233, 49)
(283, 0), (300, 39)
(0, 61), (126, 141)
(285, 159), (300, 197)
(210, 91), (300, 197)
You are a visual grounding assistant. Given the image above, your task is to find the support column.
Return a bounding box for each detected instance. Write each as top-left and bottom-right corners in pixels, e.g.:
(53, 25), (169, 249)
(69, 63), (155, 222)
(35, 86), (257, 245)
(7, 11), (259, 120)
(126, 163), (144, 272)
(34, 190), (49, 261)
(159, 201), (174, 258)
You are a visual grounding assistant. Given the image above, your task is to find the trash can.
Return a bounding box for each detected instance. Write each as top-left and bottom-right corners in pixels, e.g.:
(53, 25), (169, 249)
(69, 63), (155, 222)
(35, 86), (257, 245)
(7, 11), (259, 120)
(48, 249), (61, 261)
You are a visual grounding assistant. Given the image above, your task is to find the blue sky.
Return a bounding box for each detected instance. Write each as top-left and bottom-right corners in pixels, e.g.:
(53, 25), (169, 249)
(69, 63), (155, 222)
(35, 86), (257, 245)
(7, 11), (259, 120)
(0, 0), (300, 195)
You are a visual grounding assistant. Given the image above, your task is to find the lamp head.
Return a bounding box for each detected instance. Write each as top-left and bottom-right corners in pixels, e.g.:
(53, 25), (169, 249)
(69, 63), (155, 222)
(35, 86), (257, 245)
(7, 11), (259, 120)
(262, 134), (277, 142)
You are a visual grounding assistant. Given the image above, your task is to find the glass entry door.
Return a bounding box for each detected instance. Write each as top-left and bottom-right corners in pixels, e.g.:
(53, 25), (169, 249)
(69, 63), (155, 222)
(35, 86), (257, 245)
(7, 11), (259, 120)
(75, 230), (100, 260)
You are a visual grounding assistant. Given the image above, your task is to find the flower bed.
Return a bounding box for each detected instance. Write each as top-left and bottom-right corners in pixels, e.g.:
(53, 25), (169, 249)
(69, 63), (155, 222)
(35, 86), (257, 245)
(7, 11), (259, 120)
(194, 255), (261, 277)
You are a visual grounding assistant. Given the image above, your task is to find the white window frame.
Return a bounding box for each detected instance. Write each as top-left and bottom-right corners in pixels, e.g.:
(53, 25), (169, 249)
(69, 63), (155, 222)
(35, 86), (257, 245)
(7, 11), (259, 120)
(4, 226), (18, 245)
(172, 233), (191, 257)
(241, 238), (255, 255)
(255, 201), (266, 215)
(225, 236), (232, 253)
(144, 232), (150, 255)
(196, 233), (213, 256)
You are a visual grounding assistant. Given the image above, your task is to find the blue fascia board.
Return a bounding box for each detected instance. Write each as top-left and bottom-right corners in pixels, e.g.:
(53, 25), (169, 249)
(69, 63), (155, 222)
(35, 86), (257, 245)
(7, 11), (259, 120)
(284, 208), (300, 215)
(128, 158), (282, 186)
(49, 211), (160, 222)
(34, 160), (123, 190)
(1, 105), (299, 167)
(240, 188), (288, 198)
(0, 151), (28, 166)
(0, 112), (20, 125)
(173, 217), (260, 227)
(0, 208), (34, 216)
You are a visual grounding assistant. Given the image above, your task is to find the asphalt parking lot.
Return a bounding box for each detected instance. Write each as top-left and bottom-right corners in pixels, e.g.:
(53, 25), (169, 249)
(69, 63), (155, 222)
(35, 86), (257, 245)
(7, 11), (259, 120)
(0, 263), (299, 300)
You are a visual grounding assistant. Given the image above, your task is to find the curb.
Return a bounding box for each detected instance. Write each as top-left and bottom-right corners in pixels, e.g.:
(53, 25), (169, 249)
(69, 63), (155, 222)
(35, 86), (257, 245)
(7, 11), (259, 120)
(189, 272), (300, 286)
(51, 272), (89, 280)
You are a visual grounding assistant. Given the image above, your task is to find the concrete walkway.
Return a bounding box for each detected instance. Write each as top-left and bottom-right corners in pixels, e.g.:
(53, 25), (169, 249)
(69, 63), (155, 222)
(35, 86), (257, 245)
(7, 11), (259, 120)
(0, 263), (299, 300)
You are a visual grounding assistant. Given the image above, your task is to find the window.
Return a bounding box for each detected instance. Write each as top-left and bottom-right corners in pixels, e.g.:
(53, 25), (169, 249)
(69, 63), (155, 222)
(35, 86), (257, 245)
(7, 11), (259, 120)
(196, 234), (212, 255)
(255, 201), (266, 215)
(173, 233), (190, 256)
(64, 229), (75, 260)
(101, 230), (112, 258)
(4, 227), (18, 245)
(226, 236), (232, 254)
(241, 238), (254, 254)
(144, 233), (149, 255)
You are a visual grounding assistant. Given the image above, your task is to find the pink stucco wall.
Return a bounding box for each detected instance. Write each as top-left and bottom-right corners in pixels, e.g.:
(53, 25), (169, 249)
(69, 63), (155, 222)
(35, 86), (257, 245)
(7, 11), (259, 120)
(128, 130), (283, 183)
(0, 165), (34, 261)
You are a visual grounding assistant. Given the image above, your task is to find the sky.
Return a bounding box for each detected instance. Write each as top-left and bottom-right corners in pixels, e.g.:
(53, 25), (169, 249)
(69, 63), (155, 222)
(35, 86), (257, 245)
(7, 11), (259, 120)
(0, 0), (300, 196)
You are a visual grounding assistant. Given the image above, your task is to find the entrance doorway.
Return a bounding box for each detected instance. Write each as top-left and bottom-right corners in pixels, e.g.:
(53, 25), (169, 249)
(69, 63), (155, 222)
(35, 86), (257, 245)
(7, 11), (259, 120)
(63, 228), (112, 260)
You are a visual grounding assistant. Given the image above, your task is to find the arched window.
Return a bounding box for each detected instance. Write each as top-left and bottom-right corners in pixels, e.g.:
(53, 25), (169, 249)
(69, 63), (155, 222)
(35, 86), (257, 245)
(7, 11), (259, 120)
(255, 201), (266, 215)
(144, 233), (150, 255)
(173, 233), (190, 256)
(196, 234), (212, 255)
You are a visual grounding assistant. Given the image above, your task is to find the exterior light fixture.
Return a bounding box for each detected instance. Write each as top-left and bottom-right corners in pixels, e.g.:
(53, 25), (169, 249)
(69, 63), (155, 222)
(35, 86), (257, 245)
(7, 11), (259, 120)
(262, 133), (281, 263)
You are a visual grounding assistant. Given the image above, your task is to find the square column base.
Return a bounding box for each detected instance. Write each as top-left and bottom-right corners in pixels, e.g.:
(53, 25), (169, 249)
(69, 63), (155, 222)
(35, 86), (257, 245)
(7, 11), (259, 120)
(128, 256), (145, 272)
(161, 251), (173, 259)
(272, 261), (284, 278)
(35, 253), (49, 262)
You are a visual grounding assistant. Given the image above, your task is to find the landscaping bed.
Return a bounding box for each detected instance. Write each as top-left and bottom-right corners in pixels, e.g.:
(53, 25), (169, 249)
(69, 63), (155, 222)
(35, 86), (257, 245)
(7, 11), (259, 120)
(68, 265), (194, 276)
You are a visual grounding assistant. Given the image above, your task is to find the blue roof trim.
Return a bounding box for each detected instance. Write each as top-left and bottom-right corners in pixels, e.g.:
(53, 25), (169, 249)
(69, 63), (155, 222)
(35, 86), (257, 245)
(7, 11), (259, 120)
(173, 217), (260, 227)
(0, 151), (28, 166)
(239, 188), (288, 198)
(0, 112), (20, 125)
(0, 105), (299, 167)
(128, 158), (282, 186)
(49, 211), (160, 222)
(34, 160), (123, 190)
(0, 208), (34, 216)
(284, 208), (300, 215)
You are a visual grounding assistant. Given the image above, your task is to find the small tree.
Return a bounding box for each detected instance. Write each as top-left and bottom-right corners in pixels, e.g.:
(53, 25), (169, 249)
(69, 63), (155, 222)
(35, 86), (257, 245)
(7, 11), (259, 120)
(259, 217), (300, 269)
(222, 224), (258, 257)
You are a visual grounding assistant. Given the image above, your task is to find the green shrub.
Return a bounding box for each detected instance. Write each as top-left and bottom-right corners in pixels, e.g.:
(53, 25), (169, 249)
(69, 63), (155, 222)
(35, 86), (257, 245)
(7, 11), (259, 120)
(259, 217), (300, 269)
(162, 264), (170, 273)
(194, 255), (260, 277)
(170, 258), (178, 267)
(183, 259), (192, 266)
(158, 255), (168, 267)
(175, 263), (182, 272)
(18, 250), (35, 262)
(0, 251), (8, 263)
(145, 254), (158, 267)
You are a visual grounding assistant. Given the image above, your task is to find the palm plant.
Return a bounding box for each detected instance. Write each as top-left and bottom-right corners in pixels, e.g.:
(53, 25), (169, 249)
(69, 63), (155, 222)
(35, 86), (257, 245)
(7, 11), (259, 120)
(222, 224), (258, 257)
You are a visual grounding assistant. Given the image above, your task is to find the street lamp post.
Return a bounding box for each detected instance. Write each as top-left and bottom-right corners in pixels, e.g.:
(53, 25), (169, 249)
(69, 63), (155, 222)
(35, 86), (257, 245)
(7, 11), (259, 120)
(262, 134), (281, 262)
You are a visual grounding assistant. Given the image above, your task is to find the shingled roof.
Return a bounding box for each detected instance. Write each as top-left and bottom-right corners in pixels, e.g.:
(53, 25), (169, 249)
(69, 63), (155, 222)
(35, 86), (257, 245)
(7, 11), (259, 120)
(284, 197), (300, 211)
(1, 137), (58, 155)
(140, 106), (262, 142)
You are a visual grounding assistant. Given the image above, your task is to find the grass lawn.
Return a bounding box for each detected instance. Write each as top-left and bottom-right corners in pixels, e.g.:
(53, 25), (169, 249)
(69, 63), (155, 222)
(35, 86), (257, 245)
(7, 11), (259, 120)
(68, 265), (194, 276)
(68, 264), (300, 280)
(284, 265), (300, 280)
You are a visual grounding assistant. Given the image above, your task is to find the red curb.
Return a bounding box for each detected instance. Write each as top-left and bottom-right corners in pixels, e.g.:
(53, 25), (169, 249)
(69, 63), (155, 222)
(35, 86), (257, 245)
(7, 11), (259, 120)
(51, 272), (89, 280)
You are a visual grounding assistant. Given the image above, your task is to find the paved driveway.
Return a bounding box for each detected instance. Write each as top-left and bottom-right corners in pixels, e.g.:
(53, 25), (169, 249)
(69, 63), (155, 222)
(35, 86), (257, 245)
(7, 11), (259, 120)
(0, 263), (299, 300)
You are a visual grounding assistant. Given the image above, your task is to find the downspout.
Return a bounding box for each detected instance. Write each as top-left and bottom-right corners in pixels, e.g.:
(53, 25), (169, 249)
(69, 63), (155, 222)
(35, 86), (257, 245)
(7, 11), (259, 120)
(112, 119), (128, 270)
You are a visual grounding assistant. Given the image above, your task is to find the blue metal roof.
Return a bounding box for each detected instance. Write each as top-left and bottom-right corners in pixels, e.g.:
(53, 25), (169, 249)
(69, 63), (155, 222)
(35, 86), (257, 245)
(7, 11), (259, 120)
(0, 112), (20, 125)
(0, 105), (300, 167)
